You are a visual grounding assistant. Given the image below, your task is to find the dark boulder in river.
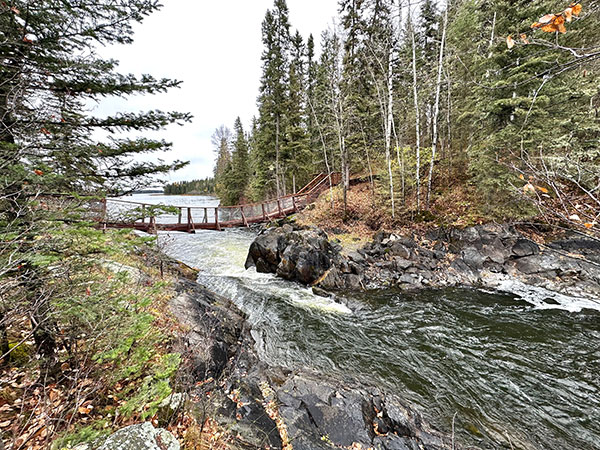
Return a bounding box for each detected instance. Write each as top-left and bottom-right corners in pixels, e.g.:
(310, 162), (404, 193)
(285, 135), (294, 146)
(245, 224), (351, 286)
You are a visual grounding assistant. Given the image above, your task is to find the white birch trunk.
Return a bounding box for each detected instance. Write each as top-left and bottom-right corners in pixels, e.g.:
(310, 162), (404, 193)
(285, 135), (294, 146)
(426, 4), (448, 207)
(410, 16), (421, 211)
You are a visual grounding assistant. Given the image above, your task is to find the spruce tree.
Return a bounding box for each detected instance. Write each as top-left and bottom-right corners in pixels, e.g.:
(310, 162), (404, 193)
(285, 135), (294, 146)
(284, 31), (311, 192)
(253, 0), (291, 199)
(0, 0), (190, 379)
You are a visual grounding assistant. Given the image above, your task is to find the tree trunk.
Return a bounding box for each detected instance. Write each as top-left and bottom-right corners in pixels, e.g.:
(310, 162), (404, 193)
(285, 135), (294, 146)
(426, 4), (448, 208)
(275, 115), (281, 198)
(386, 51), (396, 218)
(410, 16), (422, 211)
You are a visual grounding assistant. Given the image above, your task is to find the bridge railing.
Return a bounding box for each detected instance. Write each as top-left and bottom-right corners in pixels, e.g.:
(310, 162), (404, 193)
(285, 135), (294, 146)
(98, 172), (339, 231)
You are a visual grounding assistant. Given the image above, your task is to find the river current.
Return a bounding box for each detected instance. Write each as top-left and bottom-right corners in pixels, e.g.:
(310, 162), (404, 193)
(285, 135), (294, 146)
(134, 195), (600, 449)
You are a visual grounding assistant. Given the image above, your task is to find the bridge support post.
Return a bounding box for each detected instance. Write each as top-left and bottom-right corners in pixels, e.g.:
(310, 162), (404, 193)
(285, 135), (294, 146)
(178, 208), (182, 224)
(141, 205), (146, 224)
(187, 208), (192, 232)
(261, 203), (266, 221)
(240, 206), (248, 227)
(215, 208), (221, 231)
(277, 199), (282, 217)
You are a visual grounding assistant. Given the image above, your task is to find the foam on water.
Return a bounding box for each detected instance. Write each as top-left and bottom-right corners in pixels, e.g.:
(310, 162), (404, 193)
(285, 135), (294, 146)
(159, 229), (351, 315)
(491, 279), (600, 313)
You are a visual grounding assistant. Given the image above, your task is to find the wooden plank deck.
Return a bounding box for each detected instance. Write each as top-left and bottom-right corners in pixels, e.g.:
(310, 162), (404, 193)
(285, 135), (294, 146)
(99, 172), (340, 233)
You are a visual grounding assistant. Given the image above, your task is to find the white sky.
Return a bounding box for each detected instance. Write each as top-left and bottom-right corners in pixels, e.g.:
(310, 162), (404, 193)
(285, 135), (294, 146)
(92, 0), (339, 183)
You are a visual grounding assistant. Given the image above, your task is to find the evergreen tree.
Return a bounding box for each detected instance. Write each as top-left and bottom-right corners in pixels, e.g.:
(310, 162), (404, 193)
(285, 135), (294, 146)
(253, 0), (291, 198)
(284, 31), (311, 192)
(212, 125), (232, 199)
(227, 117), (250, 204)
(0, 0), (190, 380)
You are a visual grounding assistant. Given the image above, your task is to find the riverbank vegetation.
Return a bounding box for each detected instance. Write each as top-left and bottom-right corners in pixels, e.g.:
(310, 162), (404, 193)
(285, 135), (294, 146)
(213, 0), (599, 237)
(0, 1), (199, 448)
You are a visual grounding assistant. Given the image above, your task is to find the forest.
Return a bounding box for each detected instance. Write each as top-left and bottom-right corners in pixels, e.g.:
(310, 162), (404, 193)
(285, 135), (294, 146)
(1, 1), (599, 449)
(214, 0), (599, 233)
(163, 178), (215, 195)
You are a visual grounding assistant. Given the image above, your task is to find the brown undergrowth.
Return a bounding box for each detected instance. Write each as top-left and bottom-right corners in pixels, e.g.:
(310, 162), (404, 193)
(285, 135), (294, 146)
(0, 227), (231, 450)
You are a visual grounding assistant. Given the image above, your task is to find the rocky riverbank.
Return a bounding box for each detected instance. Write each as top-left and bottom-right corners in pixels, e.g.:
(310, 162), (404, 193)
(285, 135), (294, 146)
(244, 223), (600, 303)
(168, 277), (452, 450)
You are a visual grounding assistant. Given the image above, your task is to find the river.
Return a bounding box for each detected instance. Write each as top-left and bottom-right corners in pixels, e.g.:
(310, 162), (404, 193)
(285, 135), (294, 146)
(130, 195), (600, 449)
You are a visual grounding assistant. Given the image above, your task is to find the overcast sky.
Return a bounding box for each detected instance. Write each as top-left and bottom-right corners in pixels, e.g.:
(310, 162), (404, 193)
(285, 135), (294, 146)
(92, 0), (339, 183)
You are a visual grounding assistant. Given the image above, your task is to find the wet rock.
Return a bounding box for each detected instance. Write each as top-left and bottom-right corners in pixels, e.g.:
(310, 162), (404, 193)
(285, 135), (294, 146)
(276, 373), (447, 450)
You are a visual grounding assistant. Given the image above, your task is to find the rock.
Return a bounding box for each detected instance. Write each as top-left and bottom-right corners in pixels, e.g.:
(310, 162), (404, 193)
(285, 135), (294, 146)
(275, 373), (445, 450)
(157, 393), (187, 426)
(512, 239), (540, 257)
(245, 230), (281, 271)
(348, 251), (366, 265)
(87, 423), (179, 450)
(389, 242), (411, 259)
(394, 257), (413, 271)
(462, 247), (486, 270)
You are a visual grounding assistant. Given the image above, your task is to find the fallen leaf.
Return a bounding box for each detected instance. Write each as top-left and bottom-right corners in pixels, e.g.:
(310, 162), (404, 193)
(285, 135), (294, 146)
(571, 3), (582, 15)
(584, 223), (594, 229)
(506, 35), (515, 49)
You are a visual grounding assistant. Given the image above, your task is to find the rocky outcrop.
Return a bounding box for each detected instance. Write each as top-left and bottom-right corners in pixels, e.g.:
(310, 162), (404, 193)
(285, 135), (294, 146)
(245, 223), (600, 299)
(168, 274), (453, 449)
(275, 372), (447, 450)
(245, 224), (362, 289)
(73, 423), (179, 450)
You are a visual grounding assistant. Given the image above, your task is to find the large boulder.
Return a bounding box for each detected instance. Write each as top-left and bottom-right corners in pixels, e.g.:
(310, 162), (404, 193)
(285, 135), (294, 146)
(73, 423), (179, 450)
(245, 226), (362, 289)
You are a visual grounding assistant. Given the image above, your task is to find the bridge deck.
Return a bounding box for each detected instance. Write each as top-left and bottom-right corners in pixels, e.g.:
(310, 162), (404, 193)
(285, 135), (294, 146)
(98, 172), (340, 233)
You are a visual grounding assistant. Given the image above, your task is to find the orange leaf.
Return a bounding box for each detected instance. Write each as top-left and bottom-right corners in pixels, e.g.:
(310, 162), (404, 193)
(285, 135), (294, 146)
(584, 223), (594, 229)
(541, 23), (559, 33)
(538, 13), (556, 25)
(78, 406), (92, 414)
(571, 3), (582, 15)
(553, 15), (565, 26)
(519, 174), (525, 180)
(40, 127), (51, 135)
(11, 6), (20, 14)
(564, 7), (573, 22)
(520, 33), (530, 44)
(536, 186), (549, 193)
(34, 169), (43, 176)
(557, 22), (567, 33)
(506, 35), (515, 49)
